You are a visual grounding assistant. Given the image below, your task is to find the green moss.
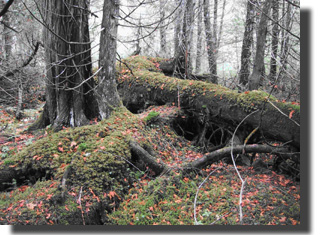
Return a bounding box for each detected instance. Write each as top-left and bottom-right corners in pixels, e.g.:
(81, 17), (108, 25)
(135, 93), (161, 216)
(106, 172), (238, 225)
(119, 56), (159, 71)
(3, 159), (15, 165)
(0, 106), (147, 224)
(143, 111), (160, 122)
(78, 143), (88, 151)
(118, 56), (300, 117)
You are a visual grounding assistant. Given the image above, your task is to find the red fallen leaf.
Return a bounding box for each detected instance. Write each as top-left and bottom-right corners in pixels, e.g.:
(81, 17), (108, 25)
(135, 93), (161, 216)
(289, 110), (295, 119)
(27, 202), (37, 210)
(290, 218), (298, 225)
(38, 201), (43, 209)
(46, 193), (53, 200)
(279, 217), (287, 223)
(70, 141), (77, 147)
(19, 185), (29, 192)
(58, 146), (64, 152)
(19, 200), (25, 207)
(108, 191), (120, 200)
(244, 91), (250, 94)
(65, 205), (69, 211)
(149, 206), (154, 211)
(46, 213), (51, 219)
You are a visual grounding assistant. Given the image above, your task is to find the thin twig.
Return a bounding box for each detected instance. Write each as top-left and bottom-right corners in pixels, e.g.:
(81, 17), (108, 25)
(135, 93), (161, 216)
(193, 167), (222, 225)
(267, 99), (300, 127)
(230, 110), (259, 223)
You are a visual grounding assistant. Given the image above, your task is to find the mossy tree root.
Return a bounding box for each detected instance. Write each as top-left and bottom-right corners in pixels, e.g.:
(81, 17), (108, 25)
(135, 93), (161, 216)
(129, 141), (170, 176)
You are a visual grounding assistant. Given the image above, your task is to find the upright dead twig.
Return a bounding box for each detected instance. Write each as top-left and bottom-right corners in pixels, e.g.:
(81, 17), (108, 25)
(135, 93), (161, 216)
(230, 110), (259, 223)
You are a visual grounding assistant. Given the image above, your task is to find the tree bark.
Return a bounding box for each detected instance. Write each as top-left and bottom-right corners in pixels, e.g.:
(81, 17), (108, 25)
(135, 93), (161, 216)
(279, 0), (292, 82)
(248, 0), (272, 90)
(2, 12), (13, 60)
(173, 0), (194, 79)
(15, 74), (23, 120)
(195, 0), (203, 74)
(174, 0), (184, 59)
(96, 0), (122, 120)
(239, 0), (256, 86)
(30, 0), (99, 131)
(203, 0), (217, 83)
(268, 0), (280, 83)
(159, 0), (167, 58)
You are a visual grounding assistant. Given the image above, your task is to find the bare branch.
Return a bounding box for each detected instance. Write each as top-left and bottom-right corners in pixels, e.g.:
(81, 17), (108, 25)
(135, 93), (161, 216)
(0, 0), (14, 17)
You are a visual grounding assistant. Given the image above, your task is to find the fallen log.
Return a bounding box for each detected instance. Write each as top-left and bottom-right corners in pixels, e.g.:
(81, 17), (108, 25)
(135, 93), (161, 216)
(186, 144), (294, 171)
(117, 56), (300, 149)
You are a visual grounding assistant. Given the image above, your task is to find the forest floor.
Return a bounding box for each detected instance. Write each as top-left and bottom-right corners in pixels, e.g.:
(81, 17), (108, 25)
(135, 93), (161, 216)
(0, 102), (300, 225)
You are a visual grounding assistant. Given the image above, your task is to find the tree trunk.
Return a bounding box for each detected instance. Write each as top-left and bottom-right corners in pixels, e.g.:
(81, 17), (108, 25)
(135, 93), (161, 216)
(29, 0), (99, 131)
(195, 0), (203, 74)
(2, 12), (13, 60)
(212, 0), (218, 73)
(159, 0), (167, 58)
(203, 0), (217, 83)
(96, 0), (122, 120)
(239, 0), (256, 86)
(132, 16), (142, 56)
(174, 0), (184, 58)
(173, 0), (194, 79)
(268, 0), (280, 83)
(248, 0), (272, 90)
(279, 0), (292, 82)
(15, 74), (23, 120)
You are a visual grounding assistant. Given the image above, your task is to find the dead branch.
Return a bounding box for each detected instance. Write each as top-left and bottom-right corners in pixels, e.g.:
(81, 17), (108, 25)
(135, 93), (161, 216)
(186, 144), (293, 172)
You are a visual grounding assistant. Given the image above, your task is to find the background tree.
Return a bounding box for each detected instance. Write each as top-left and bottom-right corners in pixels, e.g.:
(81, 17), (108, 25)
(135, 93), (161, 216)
(268, 0), (279, 83)
(0, 0), (43, 118)
(203, 0), (217, 83)
(202, 0), (225, 83)
(248, 0), (272, 90)
(239, 0), (256, 86)
(159, 0), (167, 57)
(96, 0), (122, 119)
(195, 0), (203, 74)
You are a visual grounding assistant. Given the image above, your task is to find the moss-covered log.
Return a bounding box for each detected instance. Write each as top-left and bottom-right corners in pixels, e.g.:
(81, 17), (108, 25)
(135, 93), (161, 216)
(117, 56), (300, 149)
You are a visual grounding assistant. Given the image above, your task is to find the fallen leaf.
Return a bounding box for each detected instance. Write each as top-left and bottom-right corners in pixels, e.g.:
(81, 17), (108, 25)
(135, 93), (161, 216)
(289, 110), (295, 119)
